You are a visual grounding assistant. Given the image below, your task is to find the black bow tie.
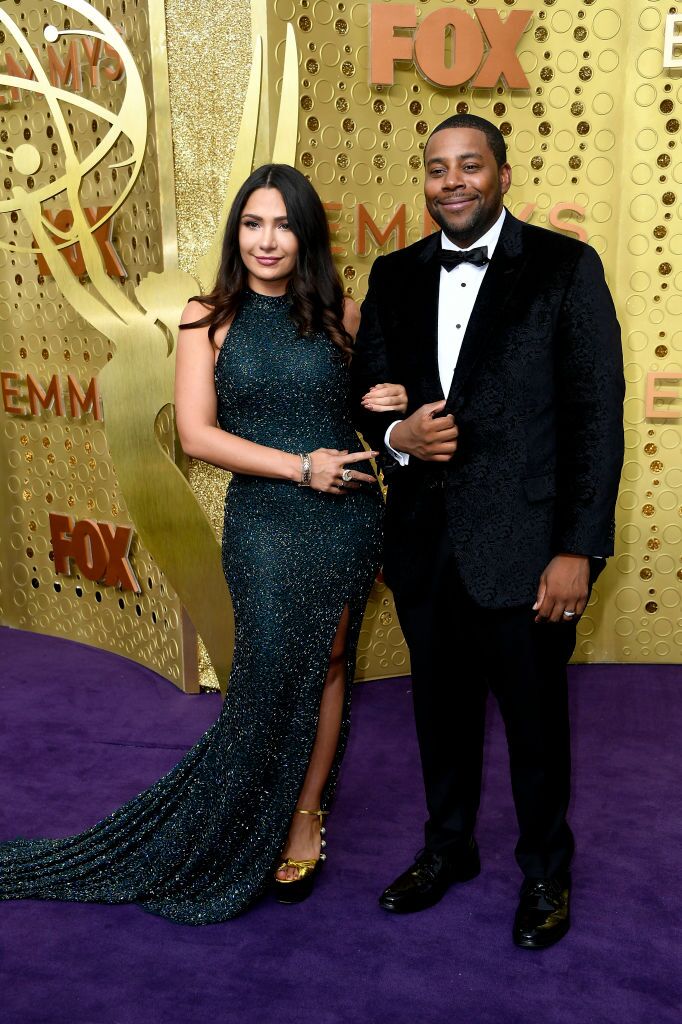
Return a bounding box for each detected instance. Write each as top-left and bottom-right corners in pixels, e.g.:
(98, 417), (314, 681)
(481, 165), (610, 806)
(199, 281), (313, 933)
(440, 246), (489, 271)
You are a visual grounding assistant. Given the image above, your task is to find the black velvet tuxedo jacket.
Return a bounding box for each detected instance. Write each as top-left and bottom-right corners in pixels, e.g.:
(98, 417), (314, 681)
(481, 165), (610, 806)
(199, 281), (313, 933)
(352, 211), (625, 609)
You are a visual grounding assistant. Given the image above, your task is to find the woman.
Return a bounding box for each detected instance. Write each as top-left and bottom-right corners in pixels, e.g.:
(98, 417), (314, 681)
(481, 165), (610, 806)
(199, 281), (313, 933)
(0, 164), (406, 924)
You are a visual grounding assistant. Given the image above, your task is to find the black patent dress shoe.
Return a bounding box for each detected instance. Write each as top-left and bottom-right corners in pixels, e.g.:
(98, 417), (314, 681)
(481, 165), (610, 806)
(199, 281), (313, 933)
(513, 877), (570, 949)
(379, 841), (480, 914)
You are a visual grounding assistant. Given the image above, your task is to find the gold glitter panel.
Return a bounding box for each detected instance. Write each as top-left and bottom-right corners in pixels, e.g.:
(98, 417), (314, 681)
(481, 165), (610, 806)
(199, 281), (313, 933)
(283, 0), (680, 666)
(591, 4), (682, 662)
(167, 0), (681, 669)
(0, 0), (237, 693)
(165, 0), (251, 690)
(2, 0), (681, 694)
(0, 0), (191, 686)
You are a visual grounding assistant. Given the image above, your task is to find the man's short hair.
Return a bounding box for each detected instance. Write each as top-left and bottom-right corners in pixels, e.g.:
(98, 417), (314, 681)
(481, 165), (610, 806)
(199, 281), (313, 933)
(427, 115), (508, 168)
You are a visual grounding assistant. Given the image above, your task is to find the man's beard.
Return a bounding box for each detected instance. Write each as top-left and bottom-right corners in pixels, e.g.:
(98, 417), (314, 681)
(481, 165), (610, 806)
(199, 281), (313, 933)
(428, 192), (501, 245)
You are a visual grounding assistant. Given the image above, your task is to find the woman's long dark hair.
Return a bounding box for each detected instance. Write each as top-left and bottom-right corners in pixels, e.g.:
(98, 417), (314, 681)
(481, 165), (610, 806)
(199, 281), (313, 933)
(181, 164), (352, 361)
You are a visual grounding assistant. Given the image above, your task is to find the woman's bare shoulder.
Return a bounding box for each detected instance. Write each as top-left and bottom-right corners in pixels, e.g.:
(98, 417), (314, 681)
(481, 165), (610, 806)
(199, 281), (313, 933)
(180, 298), (212, 327)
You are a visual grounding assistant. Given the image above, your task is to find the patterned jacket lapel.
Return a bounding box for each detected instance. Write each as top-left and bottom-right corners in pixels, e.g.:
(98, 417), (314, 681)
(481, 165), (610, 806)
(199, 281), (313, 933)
(413, 231), (445, 401)
(445, 212), (527, 415)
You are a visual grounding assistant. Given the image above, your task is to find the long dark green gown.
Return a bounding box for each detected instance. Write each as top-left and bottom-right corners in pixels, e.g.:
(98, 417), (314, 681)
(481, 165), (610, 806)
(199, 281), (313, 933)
(0, 290), (383, 924)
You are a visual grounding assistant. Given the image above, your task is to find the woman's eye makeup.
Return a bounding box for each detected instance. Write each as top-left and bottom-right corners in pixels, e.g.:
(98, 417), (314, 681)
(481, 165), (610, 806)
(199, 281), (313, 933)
(241, 219), (290, 230)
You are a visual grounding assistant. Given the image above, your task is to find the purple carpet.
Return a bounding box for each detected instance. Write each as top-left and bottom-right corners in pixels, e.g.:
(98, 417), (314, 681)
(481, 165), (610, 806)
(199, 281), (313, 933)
(0, 625), (680, 1024)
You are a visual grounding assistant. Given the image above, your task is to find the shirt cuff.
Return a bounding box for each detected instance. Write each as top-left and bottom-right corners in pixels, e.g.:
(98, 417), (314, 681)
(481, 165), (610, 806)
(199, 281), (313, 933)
(385, 420), (410, 466)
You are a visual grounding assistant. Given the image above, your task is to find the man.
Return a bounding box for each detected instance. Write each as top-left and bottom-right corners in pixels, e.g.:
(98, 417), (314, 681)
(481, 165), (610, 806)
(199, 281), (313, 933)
(352, 114), (624, 949)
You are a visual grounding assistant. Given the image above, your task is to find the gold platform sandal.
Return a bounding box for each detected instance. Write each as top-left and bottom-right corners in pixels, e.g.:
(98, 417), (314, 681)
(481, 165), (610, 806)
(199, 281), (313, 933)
(273, 809), (328, 904)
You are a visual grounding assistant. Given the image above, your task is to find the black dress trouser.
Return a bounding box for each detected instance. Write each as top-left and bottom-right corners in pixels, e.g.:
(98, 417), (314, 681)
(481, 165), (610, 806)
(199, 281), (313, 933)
(391, 495), (577, 880)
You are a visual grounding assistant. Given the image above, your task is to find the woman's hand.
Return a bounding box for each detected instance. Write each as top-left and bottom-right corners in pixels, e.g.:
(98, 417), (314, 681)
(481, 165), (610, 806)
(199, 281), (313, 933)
(309, 448), (379, 494)
(361, 383), (408, 414)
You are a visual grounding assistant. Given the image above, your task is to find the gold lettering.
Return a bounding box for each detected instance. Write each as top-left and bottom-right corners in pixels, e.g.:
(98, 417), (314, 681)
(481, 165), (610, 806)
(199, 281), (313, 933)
(50, 514), (140, 592)
(370, 4), (417, 86)
(67, 375), (102, 421)
(36, 210), (85, 276)
(663, 14), (682, 69)
(1, 371), (24, 414)
(516, 203), (536, 223)
(422, 206), (440, 237)
(473, 10), (532, 89)
(71, 520), (109, 582)
(645, 371), (682, 419)
(27, 373), (65, 417)
(324, 201), (346, 257)
(2, 53), (37, 102)
(548, 203), (588, 243)
(80, 36), (102, 87)
(47, 41), (83, 92)
(357, 204), (406, 256)
(49, 513), (76, 576)
(414, 10), (483, 89)
(369, 4), (532, 89)
(34, 207), (125, 279)
(98, 522), (141, 592)
(102, 42), (125, 81)
(86, 207), (127, 278)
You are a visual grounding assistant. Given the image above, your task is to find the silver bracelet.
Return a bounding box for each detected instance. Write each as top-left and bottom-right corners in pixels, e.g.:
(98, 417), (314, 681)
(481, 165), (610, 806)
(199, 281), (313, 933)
(298, 452), (312, 487)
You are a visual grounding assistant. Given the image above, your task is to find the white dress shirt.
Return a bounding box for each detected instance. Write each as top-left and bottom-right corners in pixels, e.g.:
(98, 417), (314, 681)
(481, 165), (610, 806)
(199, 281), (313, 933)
(385, 208), (507, 465)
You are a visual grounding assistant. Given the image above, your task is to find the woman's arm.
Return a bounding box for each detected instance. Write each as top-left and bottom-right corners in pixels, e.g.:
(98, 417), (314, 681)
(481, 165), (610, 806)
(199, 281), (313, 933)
(175, 301), (300, 482)
(174, 301), (378, 492)
(344, 297), (407, 414)
(361, 383), (407, 413)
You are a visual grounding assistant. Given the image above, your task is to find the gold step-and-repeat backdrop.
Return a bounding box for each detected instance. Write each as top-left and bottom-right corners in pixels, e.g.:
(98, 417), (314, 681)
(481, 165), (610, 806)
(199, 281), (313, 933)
(1, 0), (681, 692)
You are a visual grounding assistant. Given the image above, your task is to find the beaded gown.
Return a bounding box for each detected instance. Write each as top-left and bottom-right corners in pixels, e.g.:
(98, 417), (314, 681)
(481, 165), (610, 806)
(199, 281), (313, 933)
(0, 289), (383, 925)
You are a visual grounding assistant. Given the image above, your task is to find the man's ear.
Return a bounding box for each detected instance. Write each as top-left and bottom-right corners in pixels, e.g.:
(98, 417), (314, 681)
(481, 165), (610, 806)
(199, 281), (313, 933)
(500, 162), (512, 196)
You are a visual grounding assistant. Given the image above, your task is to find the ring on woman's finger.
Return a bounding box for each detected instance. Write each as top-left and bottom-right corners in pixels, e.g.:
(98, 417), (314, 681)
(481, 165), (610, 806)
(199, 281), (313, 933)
(341, 468), (353, 484)
(562, 610), (576, 619)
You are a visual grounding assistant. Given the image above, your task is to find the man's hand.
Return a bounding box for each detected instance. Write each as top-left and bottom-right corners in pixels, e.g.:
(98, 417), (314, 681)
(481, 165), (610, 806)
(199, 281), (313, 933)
(390, 400), (458, 462)
(533, 554), (590, 624)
